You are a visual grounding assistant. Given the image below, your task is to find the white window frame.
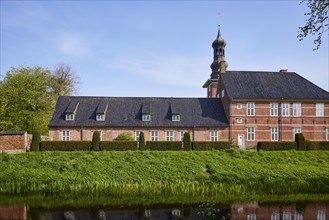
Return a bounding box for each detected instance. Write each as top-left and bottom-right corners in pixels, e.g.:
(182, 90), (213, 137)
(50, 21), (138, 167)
(172, 114), (180, 122)
(236, 118), (242, 124)
(180, 131), (187, 141)
(295, 212), (303, 220)
(271, 212), (280, 220)
(247, 102), (255, 116)
(271, 127), (278, 141)
(293, 103), (301, 117)
(165, 131), (174, 141)
(247, 127), (255, 141)
(142, 114), (151, 121)
(237, 103), (242, 109)
(317, 210), (326, 220)
(62, 131), (70, 141)
(270, 102), (278, 116)
(96, 114), (105, 121)
(294, 127), (302, 139)
(65, 113), (74, 121)
(221, 89), (225, 97)
(210, 130), (218, 141)
(326, 128), (329, 141)
(283, 212), (291, 220)
(150, 131), (158, 141)
(282, 102), (290, 116)
(247, 214), (256, 220)
(135, 131), (141, 141)
(316, 103), (324, 117)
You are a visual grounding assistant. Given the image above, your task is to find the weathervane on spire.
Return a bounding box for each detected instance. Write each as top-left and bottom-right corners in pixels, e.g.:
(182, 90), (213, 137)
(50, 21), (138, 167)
(217, 12), (221, 28)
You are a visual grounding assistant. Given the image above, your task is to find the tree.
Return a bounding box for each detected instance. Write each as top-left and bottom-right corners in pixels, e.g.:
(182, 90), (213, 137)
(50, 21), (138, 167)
(298, 0), (329, 50)
(30, 130), (41, 151)
(50, 63), (80, 96)
(0, 66), (53, 134)
(183, 132), (191, 151)
(113, 132), (134, 141)
(138, 132), (145, 150)
(92, 131), (101, 151)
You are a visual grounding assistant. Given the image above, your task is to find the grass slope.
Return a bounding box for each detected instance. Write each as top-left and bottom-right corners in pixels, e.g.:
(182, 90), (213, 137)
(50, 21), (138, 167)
(0, 150), (328, 196)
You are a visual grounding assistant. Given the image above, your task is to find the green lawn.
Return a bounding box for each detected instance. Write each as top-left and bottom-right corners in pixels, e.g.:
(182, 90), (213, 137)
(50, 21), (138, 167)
(0, 149), (328, 197)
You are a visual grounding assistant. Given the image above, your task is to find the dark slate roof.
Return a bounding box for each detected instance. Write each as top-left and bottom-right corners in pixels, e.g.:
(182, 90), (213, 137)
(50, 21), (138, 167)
(49, 97), (228, 127)
(222, 71), (329, 99)
(65, 101), (79, 113)
(0, 131), (26, 136)
(96, 101), (108, 114)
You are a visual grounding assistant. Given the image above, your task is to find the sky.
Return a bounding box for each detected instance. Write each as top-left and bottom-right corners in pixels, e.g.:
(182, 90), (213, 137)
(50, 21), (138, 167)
(1, 1), (328, 97)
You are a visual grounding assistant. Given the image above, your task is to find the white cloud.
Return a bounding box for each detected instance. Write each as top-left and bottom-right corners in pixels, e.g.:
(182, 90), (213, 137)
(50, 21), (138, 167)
(56, 33), (89, 58)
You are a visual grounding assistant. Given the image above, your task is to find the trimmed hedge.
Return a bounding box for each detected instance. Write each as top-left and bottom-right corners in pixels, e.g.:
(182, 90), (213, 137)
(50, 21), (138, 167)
(91, 131), (100, 151)
(306, 141), (329, 151)
(192, 141), (230, 151)
(100, 141), (137, 151)
(145, 141), (183, 151)
(40, 141), (91, 151)
(295, 133), (307, 150)
(183, 132), (192, 151)
(30, 131), (41, 152)
(257, 141), (297, 151)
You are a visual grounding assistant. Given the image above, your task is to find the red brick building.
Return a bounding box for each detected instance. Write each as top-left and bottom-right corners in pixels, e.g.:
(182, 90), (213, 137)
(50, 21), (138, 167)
(49, 26), (329, 148)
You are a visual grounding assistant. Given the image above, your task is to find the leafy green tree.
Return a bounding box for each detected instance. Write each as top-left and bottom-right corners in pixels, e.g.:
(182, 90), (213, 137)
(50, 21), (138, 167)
(113, 132), (134, 141)
(183, 132), (191, 151)
(30, 130), (41, 151)
(0, 66), (53, 134)
(92, 131), (101, 151)
(298, 0), (329, 50)
(138, 132), (145, 150)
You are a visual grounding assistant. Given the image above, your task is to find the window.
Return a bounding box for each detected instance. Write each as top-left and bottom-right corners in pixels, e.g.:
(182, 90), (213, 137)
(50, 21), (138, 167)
(210, 131), (218, 141)
(62, 131), (70, 141)
(237, 103), (242, 109)
(282, 103), (290, 116)
(247, 102), (255, 116)
(283, 212), (291, 220)
(295, 212), (303, 220)
(236, 118), (242, 123)
(294, 127), (302, 138)
(221, 89), (225, 97)
(316, 103), (324, 117)
(317, 210), (326, 220)
(271, 127), (279, 141)
(142, 114), (151, 121)
(271, 212), (280, 220)
(135, 131), (141, 141)
(247, 214), (256, 220)
(99, 131), (102, 141)
(65, 113), (74, 121)
(293, 103), (301, 116)
(326, 128), (329, 141)
(180, 131), (187, 141)
(247, 127), (255, 141)
(165, 131), (174, 141)
(150, 131), (158, 141)
(96, 114), (105, 121)
(270, 103), (278, 116)
(172, 115), (180, 121)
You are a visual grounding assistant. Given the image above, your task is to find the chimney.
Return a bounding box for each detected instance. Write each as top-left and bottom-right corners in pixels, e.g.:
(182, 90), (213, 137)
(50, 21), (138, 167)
(279, 69), (287, 73)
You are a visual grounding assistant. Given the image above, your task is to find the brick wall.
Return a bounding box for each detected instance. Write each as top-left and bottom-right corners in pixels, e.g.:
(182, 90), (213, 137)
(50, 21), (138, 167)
(0, 131), (27, 153)
(49, 127), (229, 142)
(0, 205), (27, 220)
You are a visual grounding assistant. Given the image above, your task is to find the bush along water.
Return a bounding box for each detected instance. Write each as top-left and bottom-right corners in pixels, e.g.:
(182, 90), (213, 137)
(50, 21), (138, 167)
(0, 150), (328, 197)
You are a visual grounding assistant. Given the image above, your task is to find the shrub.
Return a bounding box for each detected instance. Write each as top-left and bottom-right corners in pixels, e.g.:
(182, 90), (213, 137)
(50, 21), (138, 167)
(100, 141), (137, 151)
(257, 141), (297, 151)
(40, 141), (91, 151)
(192, 141), (230, 151)
(306, 141), (329, 150)
(145, 141), (182, 151)
(113, 132), (134, 141)
(183, 132), (191, 151)
(138, 132), (146, 150)
(295, 133), (306, 150)
(91, 131), (100, 151)
(30, 131), (41, 151)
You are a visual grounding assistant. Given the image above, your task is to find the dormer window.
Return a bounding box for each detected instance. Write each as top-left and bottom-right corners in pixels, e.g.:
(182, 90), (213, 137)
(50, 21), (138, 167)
(96, 114), (105, 121)
(142, 114), (150, 121)
(172, 114), (180, 122)
(65, 113), (74, 121)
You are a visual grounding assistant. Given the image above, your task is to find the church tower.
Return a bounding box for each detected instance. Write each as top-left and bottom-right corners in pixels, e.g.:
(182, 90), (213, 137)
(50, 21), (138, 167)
(202, 25), (228, 98)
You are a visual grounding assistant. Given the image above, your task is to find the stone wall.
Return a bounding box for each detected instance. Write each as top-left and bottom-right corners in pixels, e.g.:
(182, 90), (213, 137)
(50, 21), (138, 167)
(0, 131), (28, 153)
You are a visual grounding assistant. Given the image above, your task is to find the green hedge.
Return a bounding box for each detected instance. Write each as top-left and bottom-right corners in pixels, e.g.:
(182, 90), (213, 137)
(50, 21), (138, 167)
(145, 141), (182, 151)
(100, 141), (137, 151)
(40, 141), (91, 151)
(257, 141), (297, 151)
(295, 133), (307, 150)
(306, 141), (329, 151)
(192, 141), (230, 151)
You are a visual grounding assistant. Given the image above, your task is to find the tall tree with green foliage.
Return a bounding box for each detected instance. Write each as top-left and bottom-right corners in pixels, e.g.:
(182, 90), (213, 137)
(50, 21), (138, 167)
(298, 0), (329, 50)
(0, 66), (53, 134)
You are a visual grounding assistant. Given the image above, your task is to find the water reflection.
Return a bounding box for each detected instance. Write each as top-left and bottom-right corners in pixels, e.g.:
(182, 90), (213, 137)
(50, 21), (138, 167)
(0, 201), (328, 220)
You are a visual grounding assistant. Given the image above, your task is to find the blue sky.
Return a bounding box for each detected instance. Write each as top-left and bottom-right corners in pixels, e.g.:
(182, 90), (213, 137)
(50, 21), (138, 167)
(1, 1), (328, 97)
